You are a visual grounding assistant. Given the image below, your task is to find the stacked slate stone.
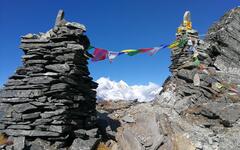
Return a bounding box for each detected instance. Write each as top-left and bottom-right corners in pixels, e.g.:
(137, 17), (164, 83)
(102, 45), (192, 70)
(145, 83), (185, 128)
(159, 11), (231, 115)
(0, 10), (98, 147)
(162, 10), (240, 119)
(169, 11), (200, 74)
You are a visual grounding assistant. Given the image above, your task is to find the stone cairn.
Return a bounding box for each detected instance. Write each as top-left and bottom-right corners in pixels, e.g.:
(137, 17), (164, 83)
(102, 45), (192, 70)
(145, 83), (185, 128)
(162, 10), (240, 121)
(0, 10), (98, 148)
(160, 11), (219, 116)
(169, 11), (200, 74)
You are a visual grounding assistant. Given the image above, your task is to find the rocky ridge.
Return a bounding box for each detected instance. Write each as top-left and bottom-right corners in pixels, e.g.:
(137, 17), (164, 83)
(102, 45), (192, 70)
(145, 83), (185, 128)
(99, 7), (240, 150)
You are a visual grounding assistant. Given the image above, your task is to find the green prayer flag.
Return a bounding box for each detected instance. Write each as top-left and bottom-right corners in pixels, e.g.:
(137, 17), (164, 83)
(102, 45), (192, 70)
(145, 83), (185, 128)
(193, 58), (200, 67)
(178, 39), (188, 48)
(87, 46), (95, 50)
(127, 51), (140, 56)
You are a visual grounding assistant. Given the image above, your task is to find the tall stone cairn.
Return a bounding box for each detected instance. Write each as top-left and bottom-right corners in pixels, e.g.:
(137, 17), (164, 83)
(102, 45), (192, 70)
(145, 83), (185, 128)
(0, 10), (98, 148)
(169, 11), (200, 74)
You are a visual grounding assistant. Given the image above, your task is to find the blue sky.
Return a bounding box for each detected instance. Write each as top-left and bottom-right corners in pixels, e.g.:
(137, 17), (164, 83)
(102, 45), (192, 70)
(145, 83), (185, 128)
(0, 0), (239, 87)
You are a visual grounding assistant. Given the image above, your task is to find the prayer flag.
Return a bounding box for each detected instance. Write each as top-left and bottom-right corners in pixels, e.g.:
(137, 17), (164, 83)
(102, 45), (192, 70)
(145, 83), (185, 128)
(162, 44), (169, 48)
(168, 41), (179, 49)
(86, 45), (95, 50)
(108, 51), (119, 62)
(138, 48), (154, 53)
(187, 40), (193, 46)
(193, 73), (200, 86)
(228, 92), (237, 96)
(147, 46), (163, 56)
(229, 87), (239, 94)
(121, 49), (140, 56)
(91, 48), (108, 62)
(189, 46), (196, 52)
(178, 39), (188, 47)
(193, 58), (200, 67)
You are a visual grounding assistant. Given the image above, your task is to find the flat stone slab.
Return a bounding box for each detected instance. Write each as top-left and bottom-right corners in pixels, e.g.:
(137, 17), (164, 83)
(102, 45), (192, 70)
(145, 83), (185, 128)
(22, 112), (41, 120)
(25, 76), (55, 84)
(20, 42), (67, 49)
(69, 138), (98, 150)
(0, 98), (32, 103)
(45, 63), (70, 73)
(13, 103), (37, 113)
(21, 39), (49, 43)
(0, 89), (43, 98)
(13, 136), (25, 150)
(7, 125), (31, 130)
(4, 129), (60, 137)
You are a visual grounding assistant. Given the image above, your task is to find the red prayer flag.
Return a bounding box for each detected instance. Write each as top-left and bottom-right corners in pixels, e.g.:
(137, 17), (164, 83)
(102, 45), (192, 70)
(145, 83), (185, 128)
(138, 48), (154, 53)
(91, 48), (109, 62)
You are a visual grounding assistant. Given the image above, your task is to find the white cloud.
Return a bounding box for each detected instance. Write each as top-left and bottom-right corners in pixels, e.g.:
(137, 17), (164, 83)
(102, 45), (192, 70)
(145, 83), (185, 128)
(96, 77), (162, 102)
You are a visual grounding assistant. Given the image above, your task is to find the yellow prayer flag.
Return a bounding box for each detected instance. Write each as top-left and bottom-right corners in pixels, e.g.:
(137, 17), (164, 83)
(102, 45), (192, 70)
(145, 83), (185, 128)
(215, 82), (223, 89)
(168, 41), (179, 49)
(184, 20), (192, 30)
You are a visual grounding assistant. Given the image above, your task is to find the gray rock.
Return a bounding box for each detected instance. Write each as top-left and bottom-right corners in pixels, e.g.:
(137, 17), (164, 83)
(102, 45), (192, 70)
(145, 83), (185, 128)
(67, 44), (84, 50)
(0, 103), (11, 112)
(121, 115), (135, 123)
(21, 39), (49, 43)
(40, 109), (66, 119)
(55, 10), (65, 27)
(117, 128), (144, 150)
(13, 103), (37, 113)
(74, 128), (98, 138)
(5, 79), (25, 86)
(0, 98), (32, 103)
(5, 145), (14, 150)
(22, 112), (40, 120)
(25, 60), (48, 65)
(201, 102), (240, 127)
(7, 125), (31, 130)
(13, 136), (25, 150)
(0, 123), (6, 129)
(50, 83), (68, 91)
(20, 42), (67, 50)
(26, 76), (55, 84)
(65, 22), (86, 31)
(177, 69), (195, 82)
(31, 119), (53, 126)
(3, 85), (45, 90)
(0, 89), (43, 98)
(45, 63), (70, 73)
(218, 127), (240, 150)
(69, 138), (98, 150)
(51, 141), (66, 149)
(43, 72), (59, 76)
(0, 145), (6, 149)
(21, 33), (39, 39)
(30, 144), (44, 150)
(56, 53), (83, 62)
(49, 125), (68, 133)
(4, 129), (60, 137)
(30, 138), (51, 150)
